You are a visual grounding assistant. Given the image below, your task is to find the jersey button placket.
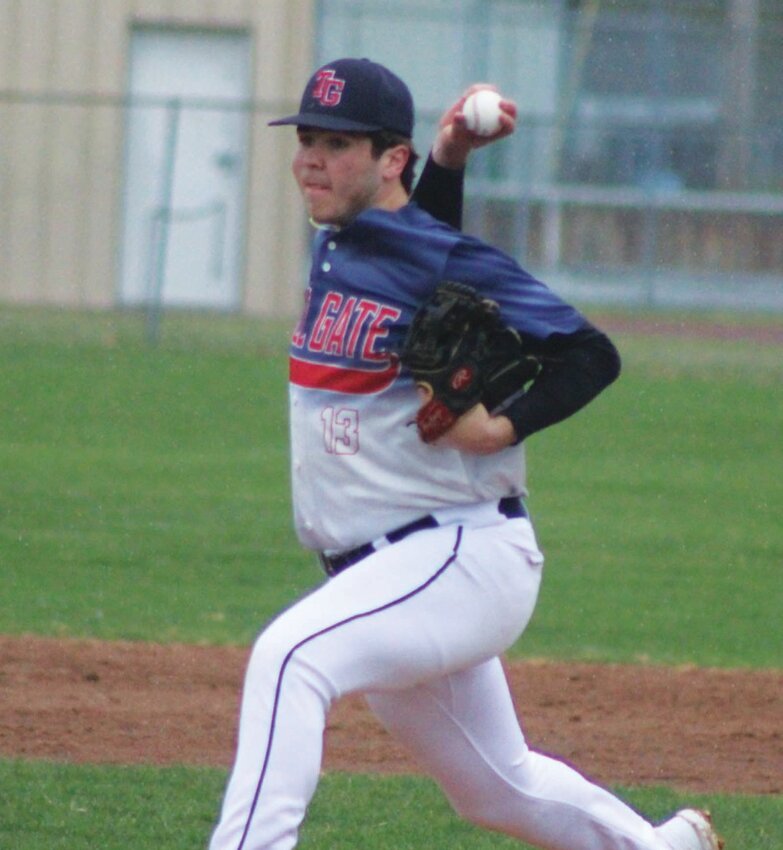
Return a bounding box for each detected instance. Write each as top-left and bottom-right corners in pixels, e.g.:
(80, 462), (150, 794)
(321, 240), (337, 273)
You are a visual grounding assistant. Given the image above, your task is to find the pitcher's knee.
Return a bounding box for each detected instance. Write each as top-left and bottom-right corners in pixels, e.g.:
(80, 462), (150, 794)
(443, 775), (509, 826)
(247, 622), (293, 674)
(246, 620), (338, 710)
(442, 756), (539, 831)
(448, 789), (506, 831)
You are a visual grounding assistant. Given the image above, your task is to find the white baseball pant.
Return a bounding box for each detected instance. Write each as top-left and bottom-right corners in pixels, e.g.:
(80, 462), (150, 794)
(209, 505), (664, 850)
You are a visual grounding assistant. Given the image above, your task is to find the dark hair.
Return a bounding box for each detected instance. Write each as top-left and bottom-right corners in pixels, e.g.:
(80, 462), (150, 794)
(369, 130), (419, 194)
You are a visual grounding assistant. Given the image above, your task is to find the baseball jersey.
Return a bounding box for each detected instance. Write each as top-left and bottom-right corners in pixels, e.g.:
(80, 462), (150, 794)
(289, 202), (590, 553)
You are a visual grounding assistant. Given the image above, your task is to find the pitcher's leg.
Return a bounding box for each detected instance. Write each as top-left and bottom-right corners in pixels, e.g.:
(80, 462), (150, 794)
(210, 520), (543, 850)
(210, 525), (470, 850)
(208, 646), (327, 850)
(367, 658), (663, 850)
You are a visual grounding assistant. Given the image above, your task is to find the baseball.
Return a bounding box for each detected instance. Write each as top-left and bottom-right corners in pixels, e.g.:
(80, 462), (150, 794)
(462, 89), (504, 136)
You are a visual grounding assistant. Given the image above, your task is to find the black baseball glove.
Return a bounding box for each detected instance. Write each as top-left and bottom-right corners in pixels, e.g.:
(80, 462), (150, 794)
(399, 281), (540, 443)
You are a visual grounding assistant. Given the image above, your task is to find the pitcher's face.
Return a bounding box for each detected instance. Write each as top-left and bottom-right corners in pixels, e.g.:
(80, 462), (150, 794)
(292, 129), (388, 226)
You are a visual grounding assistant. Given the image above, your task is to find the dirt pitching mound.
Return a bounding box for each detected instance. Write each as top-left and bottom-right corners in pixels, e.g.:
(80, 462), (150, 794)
(1, 635), (780, 794)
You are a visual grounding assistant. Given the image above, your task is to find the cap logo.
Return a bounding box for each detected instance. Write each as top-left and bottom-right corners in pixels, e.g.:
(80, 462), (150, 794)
(311, 69), (345, 107)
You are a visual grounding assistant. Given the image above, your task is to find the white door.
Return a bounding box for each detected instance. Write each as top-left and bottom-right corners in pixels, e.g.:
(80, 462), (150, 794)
(120, 28), (251, 309)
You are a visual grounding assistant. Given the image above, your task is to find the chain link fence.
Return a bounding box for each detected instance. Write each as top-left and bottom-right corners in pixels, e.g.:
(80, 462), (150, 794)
(2, 85), (783, 315)
(462, 115), (783, 311)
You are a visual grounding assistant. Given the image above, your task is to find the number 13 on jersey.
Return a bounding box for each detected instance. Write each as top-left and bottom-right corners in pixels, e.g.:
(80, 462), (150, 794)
(321, 406), (359, 454)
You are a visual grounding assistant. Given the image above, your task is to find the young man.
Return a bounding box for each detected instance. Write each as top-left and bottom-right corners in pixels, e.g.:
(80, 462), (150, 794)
(208, 58), (721, 850)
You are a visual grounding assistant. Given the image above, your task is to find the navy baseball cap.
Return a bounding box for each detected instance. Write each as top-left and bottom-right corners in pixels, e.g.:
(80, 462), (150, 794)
(269, 57), (414, 137)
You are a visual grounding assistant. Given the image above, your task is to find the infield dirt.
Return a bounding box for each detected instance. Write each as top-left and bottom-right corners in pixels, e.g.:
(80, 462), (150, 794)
(1, 635), (780, 795)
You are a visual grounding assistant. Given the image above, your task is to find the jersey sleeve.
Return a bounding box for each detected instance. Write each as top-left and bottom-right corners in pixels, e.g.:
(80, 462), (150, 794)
(443, 237), (588, 338)
(410, 154), (465, 230)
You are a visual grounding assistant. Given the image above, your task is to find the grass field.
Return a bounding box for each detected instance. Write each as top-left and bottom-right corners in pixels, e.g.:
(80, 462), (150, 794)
(2, 305), (782, 848)
(3, 761), (783, 850)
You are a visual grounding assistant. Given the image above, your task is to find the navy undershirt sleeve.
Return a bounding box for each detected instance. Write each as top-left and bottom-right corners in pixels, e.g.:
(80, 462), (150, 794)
(504, 327), (622, 443)
(411, 155), (465, 229)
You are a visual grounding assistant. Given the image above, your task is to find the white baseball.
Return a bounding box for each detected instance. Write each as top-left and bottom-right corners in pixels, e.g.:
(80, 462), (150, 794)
(462, 89), (504, 137)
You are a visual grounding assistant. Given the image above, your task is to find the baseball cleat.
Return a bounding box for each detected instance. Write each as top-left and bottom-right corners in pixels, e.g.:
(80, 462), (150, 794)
(655, 809), (723, 850)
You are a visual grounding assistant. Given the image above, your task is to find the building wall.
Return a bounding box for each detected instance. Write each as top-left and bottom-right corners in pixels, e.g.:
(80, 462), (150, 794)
(0, 0), (316, 316)
(2, 1), (781, 316)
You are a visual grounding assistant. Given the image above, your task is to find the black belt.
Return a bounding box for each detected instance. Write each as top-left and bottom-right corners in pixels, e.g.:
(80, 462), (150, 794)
(318, 496), (527, 577)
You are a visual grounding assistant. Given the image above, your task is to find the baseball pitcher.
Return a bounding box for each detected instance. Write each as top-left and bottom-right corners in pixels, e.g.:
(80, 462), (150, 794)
(208, 58), (722, 850)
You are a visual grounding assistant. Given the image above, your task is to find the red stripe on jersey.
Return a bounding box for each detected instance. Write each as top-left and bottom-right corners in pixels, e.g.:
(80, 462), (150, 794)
(290, 355), (400, 394)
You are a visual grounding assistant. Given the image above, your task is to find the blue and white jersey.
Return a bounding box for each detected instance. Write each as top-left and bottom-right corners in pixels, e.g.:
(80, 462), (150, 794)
(289, 203), (589, 552)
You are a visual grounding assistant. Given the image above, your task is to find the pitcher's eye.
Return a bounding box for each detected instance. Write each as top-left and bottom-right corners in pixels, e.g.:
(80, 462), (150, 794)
(325, 135), (352, 151)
